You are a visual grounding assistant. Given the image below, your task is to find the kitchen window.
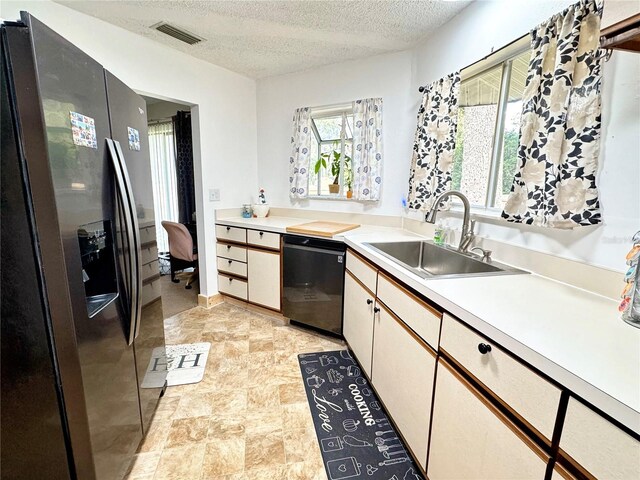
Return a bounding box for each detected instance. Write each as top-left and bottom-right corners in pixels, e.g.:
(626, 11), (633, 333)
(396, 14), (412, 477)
(451, 45), (531, 211)
(308, 104), (354, 198)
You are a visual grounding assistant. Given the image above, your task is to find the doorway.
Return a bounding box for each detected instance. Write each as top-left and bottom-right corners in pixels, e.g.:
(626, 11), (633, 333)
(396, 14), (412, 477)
(143, 96), (198, 318)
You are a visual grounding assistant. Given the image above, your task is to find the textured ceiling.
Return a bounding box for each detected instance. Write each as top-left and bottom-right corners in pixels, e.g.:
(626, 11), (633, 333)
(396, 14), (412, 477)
(55, 0), (472, 78)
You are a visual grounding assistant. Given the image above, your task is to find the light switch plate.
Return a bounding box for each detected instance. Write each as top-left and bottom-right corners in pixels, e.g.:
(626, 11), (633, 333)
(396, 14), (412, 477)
(209, 189), (220, 202)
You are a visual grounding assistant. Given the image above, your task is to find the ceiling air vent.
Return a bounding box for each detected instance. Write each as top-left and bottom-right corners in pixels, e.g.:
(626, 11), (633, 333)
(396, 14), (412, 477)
(151, 22), (203, 45)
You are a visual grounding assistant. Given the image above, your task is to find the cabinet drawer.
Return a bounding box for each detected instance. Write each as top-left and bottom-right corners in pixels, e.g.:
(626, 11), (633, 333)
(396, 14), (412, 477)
(141, 260), (159, 282)
(217, 257), (247, 278)
(377, 273), (441, 350)
(346, 250), (377, 294)
(140, 243), (158, 266)
(216, 243), (247, 262)
(372, 304), (436, 470)
(141, 277), (161, 306)
(247, 229), (280, 250)
(440, 314), (561, 440)
(428, 359), (548, 479)
(560, 398), (640, 479)
(215, 224), (247, 244)
(218, 274), (248, 300)
(139, 224), (156, 245)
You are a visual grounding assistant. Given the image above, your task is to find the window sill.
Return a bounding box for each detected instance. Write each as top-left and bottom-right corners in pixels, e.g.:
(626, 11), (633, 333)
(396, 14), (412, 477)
(308, 195), (354, 201)
(447, 204), (505, 220)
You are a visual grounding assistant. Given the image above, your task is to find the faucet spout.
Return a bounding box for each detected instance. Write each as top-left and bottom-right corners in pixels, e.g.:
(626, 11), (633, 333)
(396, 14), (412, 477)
(424, 190), (474, 253)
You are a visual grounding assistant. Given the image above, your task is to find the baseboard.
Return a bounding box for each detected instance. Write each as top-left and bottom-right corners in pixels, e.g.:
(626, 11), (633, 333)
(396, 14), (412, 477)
(197, 293), (224, 308)
(221, 295), (290, 322)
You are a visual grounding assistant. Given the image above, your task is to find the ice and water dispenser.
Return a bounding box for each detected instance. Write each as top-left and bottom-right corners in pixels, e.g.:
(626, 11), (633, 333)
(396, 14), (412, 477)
(78, 220), (118, 317)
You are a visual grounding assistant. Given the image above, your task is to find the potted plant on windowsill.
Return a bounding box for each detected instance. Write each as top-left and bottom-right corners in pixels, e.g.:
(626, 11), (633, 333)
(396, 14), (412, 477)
(314, 148), (352, 196)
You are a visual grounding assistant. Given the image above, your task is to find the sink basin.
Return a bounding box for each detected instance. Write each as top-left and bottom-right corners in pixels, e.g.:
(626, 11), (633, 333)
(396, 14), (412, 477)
(364, 241), (527, 279)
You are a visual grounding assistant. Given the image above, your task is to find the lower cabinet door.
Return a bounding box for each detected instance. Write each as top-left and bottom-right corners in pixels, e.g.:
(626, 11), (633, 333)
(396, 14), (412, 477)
(371, 304), (436, 471)
(247, 249), (281, 310)
(428, 360), (548, 480)
(343, 272), (376, 378)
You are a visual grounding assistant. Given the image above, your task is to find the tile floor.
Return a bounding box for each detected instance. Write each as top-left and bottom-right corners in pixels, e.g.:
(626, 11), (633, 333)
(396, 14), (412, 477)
(126, 302), (344, 479)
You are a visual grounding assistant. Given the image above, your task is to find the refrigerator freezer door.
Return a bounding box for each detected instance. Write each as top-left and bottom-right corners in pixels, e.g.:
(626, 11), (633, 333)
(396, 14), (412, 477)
(23, 13), (143, 479)
(1, 33), (73, 478)
(105, 71), (168, 433)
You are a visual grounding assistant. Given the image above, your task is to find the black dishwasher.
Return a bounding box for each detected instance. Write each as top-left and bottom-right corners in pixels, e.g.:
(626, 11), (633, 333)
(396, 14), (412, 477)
(282, 235), (346, 337)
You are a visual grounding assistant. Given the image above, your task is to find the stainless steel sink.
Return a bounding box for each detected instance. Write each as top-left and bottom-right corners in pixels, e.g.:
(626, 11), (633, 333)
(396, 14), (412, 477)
(365, 241), (527, 279)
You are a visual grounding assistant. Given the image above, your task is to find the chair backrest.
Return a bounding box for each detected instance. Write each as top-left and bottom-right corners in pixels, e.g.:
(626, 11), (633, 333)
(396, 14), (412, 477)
(161, 221), (195, 261)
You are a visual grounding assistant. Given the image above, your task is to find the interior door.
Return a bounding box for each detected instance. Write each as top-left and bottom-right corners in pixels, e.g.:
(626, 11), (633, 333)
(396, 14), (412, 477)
(105, 71), (168, 433)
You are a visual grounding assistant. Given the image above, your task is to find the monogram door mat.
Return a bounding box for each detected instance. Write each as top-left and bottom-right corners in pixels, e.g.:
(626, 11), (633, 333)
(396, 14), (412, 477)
(298, 350), (424, 480)
(141, 342), (211, 388)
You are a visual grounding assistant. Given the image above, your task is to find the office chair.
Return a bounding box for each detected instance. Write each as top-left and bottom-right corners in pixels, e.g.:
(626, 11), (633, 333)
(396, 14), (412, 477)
(161, 221), (198, 289)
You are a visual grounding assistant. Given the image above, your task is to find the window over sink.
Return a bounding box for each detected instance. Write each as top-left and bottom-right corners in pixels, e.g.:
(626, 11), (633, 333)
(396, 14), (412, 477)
(451, 43), (531, 211)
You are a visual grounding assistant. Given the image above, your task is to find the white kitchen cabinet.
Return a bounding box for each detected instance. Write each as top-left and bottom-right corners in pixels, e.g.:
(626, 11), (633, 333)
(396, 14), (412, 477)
(559, 397), (640, 480)
(376, 273), (441, 350)
(247, 229), (280, 250)
(371, 304), (436, 471)
(247, 248), (281, 311)
(217, 273), (248, 300)
(440, 314), (561, 441)
(343, 271), (376, 378)
(215, 224), (247, 244)
(215, 224), (281, 310)
(346, 250), (378, 293)
(428, 359), (549, 480)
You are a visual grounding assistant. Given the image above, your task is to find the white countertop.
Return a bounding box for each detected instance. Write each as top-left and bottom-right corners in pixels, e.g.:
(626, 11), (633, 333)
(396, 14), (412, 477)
(216, 216), (640, 433)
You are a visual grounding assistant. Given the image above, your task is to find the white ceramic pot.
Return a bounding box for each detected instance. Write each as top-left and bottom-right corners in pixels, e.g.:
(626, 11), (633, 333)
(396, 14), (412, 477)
(253, 204), (270, 218)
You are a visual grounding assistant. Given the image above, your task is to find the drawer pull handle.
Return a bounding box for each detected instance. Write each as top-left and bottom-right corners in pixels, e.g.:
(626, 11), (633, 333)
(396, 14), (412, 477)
(366, 299), (373, 305)
(227, 245), (231, 249)
(228, 278), (233, 282)
(226, 226), (230, 231)
(478, 343), (492, 354)
(228, 260), (232, 265)
(259, 231), (264, 237)
(373, 306), (380, 313)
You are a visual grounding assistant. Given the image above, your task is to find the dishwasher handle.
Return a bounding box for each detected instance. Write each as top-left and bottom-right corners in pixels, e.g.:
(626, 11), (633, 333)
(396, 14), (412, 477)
(284, 242), (345, 257)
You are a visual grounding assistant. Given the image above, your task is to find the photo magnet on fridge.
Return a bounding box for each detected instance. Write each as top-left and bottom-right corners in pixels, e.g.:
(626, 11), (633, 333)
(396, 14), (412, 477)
(128, 126), (141, 151)
(69, 111), (97, 149)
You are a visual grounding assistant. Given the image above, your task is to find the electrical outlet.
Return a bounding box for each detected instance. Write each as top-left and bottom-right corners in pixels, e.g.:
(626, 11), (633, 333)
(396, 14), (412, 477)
(209, 189), (220, 202)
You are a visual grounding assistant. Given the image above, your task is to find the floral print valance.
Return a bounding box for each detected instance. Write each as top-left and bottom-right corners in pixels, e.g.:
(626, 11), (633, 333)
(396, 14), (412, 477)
(352, 98), (383, 201)
(502, 0), (605, 228)
(289, 107), (312, 199)
(407, 72), (460, 210)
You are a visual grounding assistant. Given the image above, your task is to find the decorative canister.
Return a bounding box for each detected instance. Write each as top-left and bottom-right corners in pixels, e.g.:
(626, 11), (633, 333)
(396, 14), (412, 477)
(252, 204), (269, 218)
(242, 204), (252, 218)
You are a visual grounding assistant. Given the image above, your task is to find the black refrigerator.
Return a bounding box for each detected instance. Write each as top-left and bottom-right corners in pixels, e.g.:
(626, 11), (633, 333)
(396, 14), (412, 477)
(1, 12), (167, 480)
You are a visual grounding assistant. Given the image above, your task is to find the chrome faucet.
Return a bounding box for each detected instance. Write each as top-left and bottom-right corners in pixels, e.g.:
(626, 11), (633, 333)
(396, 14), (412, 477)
(471, 246), (492, 263)
(424, 190), (475, 253)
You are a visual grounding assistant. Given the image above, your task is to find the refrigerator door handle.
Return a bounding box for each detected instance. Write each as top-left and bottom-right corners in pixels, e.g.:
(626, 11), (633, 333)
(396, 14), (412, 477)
(113, 139), (143, 340)
(107, 138), (139, 345)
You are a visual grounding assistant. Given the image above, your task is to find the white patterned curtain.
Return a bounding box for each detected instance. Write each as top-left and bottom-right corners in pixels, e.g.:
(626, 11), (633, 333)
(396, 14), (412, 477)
(352, 98), (383, 201)
(407, 72), (460, 210)
(148, 122), (179, 253)
(502, 0), (605, 228)
(289, 107), (312, 198)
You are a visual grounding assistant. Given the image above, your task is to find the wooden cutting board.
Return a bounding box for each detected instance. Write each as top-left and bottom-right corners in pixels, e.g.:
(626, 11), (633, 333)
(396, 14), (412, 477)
(286, 221), (360, 237)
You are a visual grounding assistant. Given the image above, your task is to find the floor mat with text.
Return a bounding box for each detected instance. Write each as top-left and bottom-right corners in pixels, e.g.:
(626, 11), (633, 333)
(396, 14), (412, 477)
(298, 350), (424, 480)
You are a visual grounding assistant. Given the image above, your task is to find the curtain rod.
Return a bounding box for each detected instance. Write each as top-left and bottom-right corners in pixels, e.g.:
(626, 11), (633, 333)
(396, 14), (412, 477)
(418, 33), (527, 93)
(148, 118), (173, 125)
